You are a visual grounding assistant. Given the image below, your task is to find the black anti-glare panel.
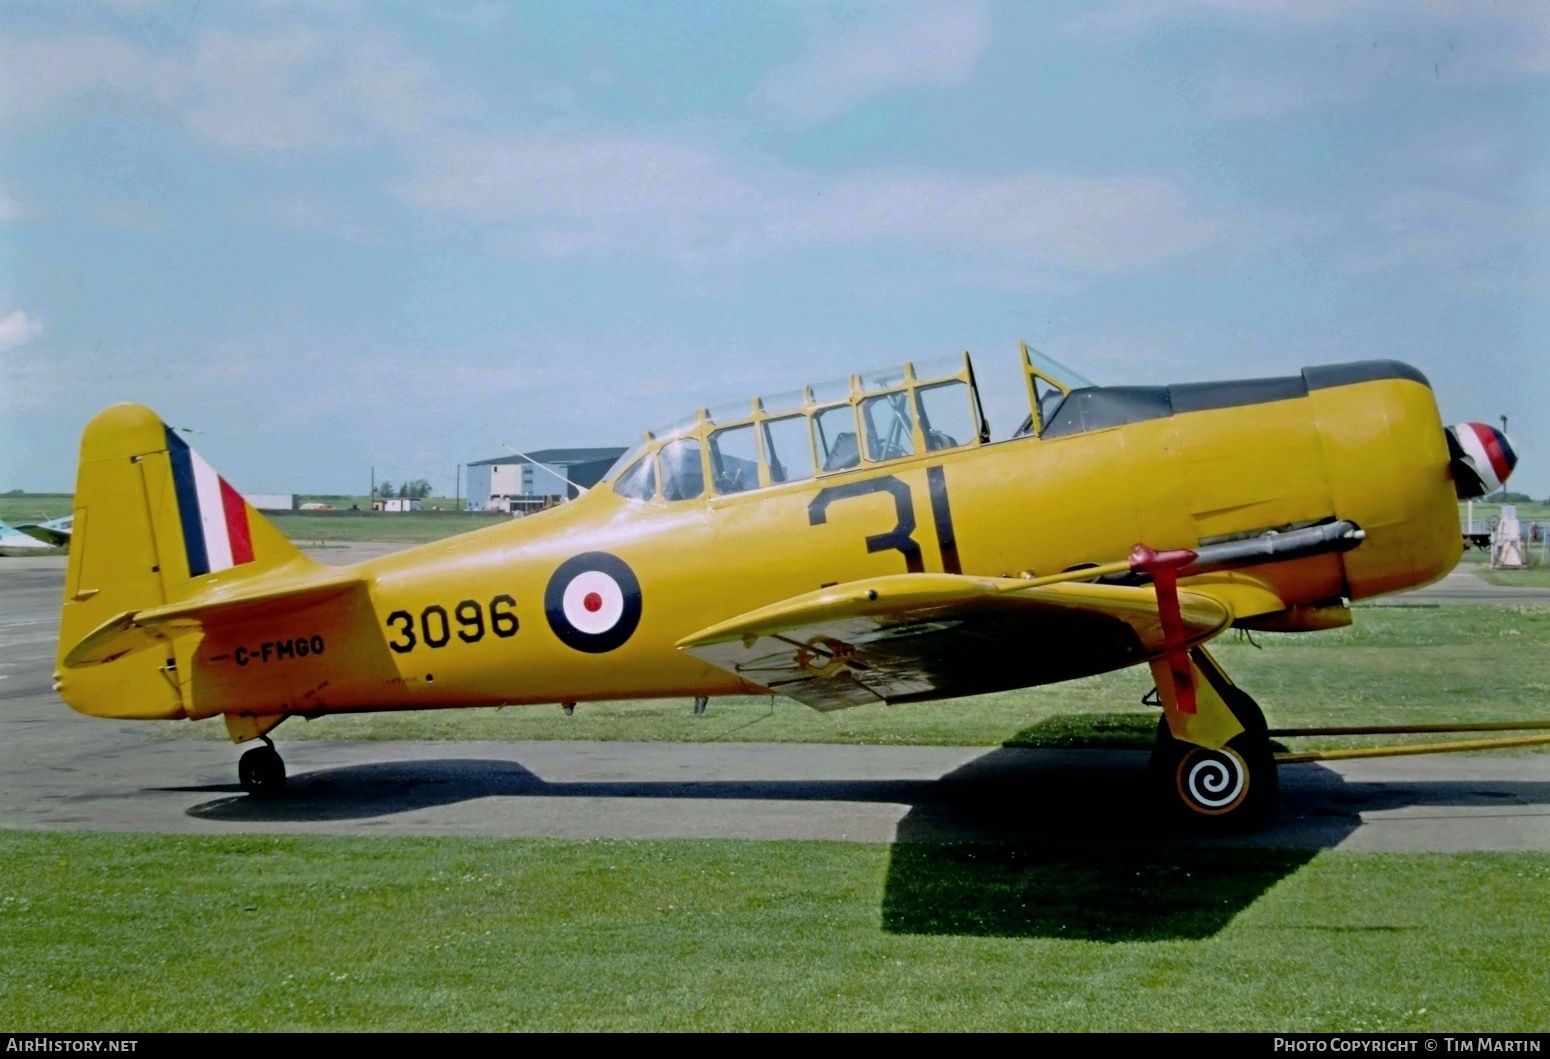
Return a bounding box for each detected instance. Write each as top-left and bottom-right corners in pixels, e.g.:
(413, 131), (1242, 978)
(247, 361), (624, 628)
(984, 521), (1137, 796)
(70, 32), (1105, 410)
(1037, 360), (1429, 441)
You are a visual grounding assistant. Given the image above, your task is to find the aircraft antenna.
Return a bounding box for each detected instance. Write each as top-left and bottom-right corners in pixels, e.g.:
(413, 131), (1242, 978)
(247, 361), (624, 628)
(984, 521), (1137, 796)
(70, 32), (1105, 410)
(501, 443), (589, 496)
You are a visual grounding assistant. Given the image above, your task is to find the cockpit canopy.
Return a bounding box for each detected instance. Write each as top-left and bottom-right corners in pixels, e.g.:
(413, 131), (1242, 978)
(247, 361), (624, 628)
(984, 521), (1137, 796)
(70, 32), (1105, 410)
(607, 352), (989, 503)
(1015, 342), (1097, 440)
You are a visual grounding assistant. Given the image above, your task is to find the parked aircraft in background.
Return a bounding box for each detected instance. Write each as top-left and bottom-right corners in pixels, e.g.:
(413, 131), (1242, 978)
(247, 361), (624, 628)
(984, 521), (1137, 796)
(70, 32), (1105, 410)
(51, 343), (1515, 830)
(17, 514), (73, 549)
(1, 518), (58, 555)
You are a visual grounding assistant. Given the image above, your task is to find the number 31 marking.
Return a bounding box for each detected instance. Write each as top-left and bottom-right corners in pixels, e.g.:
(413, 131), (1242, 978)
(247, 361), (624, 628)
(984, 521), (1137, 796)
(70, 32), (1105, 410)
(807, 468), (960, 575)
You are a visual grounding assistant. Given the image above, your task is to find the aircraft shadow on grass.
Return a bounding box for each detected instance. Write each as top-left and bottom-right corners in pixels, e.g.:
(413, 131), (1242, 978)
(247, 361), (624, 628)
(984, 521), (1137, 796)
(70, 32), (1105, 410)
(179, 731), (1550, 944)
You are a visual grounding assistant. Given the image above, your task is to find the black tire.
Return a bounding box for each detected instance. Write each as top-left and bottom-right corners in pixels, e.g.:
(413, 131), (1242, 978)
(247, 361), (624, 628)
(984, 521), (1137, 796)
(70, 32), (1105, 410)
(238, 745), (286, 797)
(1150, 688), (1276, 832)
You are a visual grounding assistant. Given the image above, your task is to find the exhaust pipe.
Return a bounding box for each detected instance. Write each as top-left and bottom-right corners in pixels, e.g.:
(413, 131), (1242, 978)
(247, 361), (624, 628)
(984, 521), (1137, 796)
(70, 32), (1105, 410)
(1102, 520), (1365, 584)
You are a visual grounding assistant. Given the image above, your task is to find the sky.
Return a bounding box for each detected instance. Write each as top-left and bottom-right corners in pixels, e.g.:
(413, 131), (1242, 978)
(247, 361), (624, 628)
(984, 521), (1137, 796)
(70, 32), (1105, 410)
(1, 0), (1546, 498)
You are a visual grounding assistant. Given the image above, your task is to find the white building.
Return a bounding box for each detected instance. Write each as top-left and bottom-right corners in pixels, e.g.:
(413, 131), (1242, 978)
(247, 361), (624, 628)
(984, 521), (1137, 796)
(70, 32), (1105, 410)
(373, 498), (423, 513)
(243, 493), (297, 511)
(466, 448), (626, 513)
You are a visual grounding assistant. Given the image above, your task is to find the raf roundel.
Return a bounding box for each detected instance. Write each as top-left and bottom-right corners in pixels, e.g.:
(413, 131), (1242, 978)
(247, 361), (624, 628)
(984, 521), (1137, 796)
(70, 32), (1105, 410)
(544, 552), (643, 653)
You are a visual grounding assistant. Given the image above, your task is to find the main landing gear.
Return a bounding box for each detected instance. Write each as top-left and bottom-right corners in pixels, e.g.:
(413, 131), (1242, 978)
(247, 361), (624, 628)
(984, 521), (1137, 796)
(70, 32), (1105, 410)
(1149, 682), (1278, 832)
(238, 737), (287, 797)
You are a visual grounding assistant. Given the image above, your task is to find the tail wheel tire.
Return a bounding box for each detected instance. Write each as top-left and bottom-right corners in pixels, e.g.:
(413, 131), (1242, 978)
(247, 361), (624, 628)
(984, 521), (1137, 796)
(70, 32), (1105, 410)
(238, 745), (286, 797)
(1150, 688), (1277, 831)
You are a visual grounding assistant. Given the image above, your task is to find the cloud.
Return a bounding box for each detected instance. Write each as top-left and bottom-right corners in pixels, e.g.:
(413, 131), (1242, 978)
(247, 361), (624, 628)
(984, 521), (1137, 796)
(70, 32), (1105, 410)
(0, 311), (44, 352)
(1202, 62), (1375, 122)
(1074, 0), (1550, 39)
(758, 1), (990, 124)
(0, 189), (31, 222)
(178, 26), (471, 151)
(84, 197), (166, 233)
(0, 34), (184, 119)
(237, 192), (384, 245)
(0, 20), (472, 153)
(1071, 0), (1360, 37)
(774, 171), (1217, 271)
(398, 134), (1218, 276)
(1074, 0), (1550, 121)
(400, 136), (747, 221)
(1331, 187), (1540, 293)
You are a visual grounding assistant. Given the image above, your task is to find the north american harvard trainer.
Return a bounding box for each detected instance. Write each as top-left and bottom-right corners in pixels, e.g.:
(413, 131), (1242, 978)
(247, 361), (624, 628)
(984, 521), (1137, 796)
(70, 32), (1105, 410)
(52, 344), (1518, 828)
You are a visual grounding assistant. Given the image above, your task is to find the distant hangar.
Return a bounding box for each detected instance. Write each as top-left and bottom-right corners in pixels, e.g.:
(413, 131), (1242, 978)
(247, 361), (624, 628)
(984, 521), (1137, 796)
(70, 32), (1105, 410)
(467, 447), (626, 514)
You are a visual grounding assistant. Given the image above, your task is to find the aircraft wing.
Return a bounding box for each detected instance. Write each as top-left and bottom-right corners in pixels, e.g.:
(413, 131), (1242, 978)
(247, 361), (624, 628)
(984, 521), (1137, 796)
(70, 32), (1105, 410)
(17, 521), (71, 547)
(678, 573), (1232, 711)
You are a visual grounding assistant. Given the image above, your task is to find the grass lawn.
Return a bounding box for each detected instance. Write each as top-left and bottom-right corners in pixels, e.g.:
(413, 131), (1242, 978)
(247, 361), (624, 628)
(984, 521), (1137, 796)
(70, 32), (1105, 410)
(0, 494), (73, 524)
(0, 495), (497, 543)
(1461, 501), (1550, 521)
(1478, 568), (1550, 588)
(1, 830), (1544, 1032)
(164, 603), (1550, 754)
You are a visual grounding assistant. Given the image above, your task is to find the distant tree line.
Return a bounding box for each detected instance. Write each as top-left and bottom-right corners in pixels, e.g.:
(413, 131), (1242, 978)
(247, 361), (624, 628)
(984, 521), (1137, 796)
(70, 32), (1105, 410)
(374, 478), (433, 499)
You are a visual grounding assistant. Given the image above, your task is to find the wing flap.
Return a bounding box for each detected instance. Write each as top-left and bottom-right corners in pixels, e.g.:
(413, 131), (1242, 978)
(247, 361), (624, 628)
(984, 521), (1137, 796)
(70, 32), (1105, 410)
(679, 573), (1231, 711)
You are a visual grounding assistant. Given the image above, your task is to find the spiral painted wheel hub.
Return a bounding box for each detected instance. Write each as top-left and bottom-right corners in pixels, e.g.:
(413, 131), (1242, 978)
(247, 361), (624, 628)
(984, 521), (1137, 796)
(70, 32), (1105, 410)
(1175, 746), (1250, 815)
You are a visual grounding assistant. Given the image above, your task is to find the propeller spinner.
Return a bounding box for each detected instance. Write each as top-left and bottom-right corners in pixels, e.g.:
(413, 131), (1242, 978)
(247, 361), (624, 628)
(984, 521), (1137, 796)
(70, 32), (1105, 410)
(1447, 421), (1518, 498)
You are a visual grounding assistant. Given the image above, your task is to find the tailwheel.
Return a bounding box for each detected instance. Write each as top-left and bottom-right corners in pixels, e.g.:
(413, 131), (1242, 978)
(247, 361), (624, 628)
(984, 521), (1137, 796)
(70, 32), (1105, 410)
(1150, 688), (1277, 832)
(238, 742), (286, 797)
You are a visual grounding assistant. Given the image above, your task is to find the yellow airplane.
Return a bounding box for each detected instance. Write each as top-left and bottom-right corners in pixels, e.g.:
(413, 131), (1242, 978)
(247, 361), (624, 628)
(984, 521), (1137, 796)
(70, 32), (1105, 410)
(52, 345), (1518, 829)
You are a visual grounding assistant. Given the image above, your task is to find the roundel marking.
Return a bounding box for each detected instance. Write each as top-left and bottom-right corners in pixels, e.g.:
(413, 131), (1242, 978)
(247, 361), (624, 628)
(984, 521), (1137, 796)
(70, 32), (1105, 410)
(545, 552), (643, 653)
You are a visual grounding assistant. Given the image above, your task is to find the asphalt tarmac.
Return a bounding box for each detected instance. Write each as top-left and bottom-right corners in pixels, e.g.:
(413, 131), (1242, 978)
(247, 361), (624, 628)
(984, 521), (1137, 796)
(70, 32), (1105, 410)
(3, 547), (1548, 851)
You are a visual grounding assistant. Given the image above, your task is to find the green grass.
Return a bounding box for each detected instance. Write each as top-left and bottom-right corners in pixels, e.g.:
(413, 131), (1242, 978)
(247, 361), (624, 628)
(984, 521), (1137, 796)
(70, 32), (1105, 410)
(1460, 500), (1550, 521)
(0, 493), (494, 543)
(165, 604), (1550, 754)
(1478, 568), (1550, 588)
(0, 830), (1544, 1031)
(0, 493), (73, 524)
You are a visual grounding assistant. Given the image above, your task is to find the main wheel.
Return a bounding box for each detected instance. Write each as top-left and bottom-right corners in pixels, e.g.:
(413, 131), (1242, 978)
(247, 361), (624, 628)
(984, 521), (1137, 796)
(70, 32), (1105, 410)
(1150, 687), (1276, 831)
(238, 745), (286, 797)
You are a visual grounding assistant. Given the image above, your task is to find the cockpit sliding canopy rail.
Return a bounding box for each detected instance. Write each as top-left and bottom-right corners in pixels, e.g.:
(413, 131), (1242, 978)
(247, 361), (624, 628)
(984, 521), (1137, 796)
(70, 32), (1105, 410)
(608, 352), (991, 504)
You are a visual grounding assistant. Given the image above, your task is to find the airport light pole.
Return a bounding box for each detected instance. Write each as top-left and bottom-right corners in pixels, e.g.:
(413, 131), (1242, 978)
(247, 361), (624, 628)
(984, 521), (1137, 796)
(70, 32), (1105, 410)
(1498, 417), (1509, 502)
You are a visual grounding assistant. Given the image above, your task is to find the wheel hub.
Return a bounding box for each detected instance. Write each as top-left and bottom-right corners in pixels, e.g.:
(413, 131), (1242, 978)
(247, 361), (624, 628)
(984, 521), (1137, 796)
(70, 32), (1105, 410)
(1176, 747), (1250, 815)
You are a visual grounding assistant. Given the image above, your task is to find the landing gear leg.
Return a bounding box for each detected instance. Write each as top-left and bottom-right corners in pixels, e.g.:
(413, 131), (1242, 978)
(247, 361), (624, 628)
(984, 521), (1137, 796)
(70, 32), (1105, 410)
(692, 696), (708, 716)
(1149, 662), (1277, 832)
(238, 736), (286, 797)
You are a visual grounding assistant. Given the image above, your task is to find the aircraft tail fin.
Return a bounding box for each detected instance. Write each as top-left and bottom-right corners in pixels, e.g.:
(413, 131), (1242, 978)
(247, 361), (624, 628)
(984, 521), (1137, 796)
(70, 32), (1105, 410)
(56, 403), (314, 718)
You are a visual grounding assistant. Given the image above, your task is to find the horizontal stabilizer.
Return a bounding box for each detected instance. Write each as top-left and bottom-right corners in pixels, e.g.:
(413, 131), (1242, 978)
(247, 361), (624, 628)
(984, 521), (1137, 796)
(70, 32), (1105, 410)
(62, 560), (363, 668)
